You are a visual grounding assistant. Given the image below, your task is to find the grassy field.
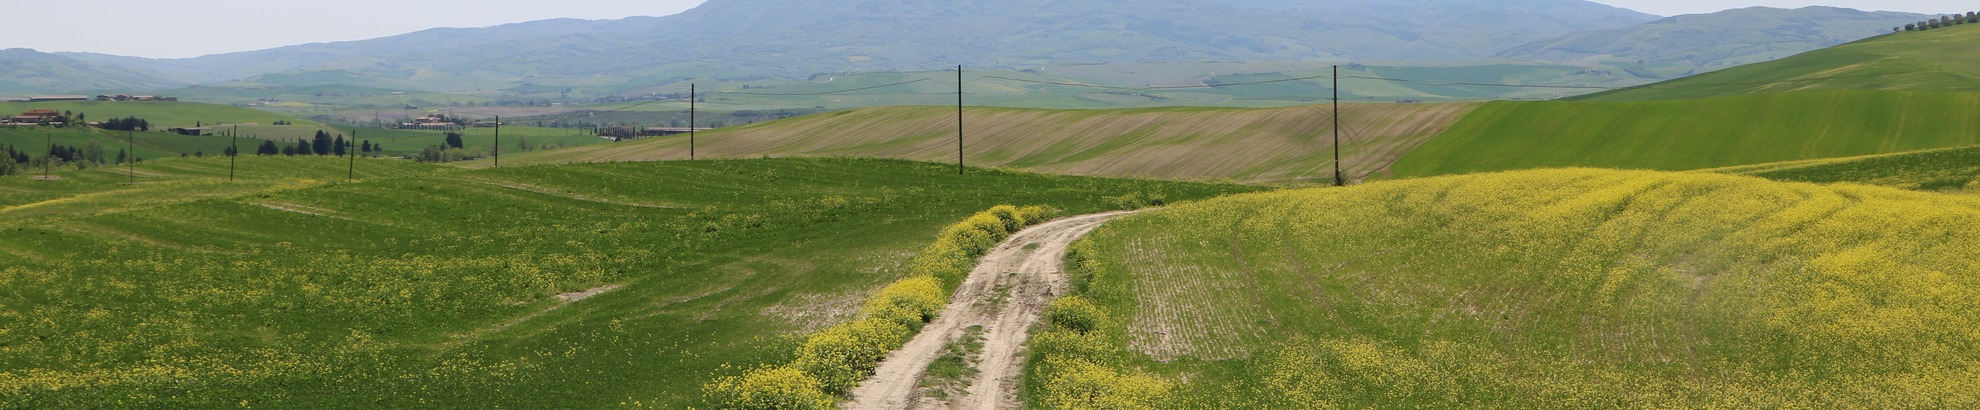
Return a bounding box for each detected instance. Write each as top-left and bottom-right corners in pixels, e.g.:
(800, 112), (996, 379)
(0, 101), (329, 130)
(1709, 145), (1980, 192)
(1577, 24), (1980, 101)
(492, 103), (1477, 184)
(0, 126), (240, 162)
(1063, 168), (1980, 407)
(0, 156), (1256, 408)
(1391, 90), (1980, 177)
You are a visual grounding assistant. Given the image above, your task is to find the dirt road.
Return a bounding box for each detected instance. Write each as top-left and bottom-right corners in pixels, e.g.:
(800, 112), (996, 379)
(846, 211), (1132, 410)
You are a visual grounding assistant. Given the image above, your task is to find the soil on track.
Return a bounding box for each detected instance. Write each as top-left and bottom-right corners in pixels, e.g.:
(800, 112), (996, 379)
(846, 211), (1132, 410)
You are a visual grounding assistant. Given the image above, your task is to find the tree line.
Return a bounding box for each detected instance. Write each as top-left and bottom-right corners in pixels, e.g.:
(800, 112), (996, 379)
(1900, 12), (1979, 32)
(1, 141), (137, 176)
(249, 130), (385, 157)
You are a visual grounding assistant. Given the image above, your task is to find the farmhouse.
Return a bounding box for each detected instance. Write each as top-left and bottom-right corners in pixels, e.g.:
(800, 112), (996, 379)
(169, 127), (211, 136)
(11, 109), (61, 124)
(402, 115), (457, 130)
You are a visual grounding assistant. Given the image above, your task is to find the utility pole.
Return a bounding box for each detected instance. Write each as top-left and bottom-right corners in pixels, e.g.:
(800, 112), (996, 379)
(43, 131), (50, 179)
(229, 125), (238, 181)
(957, 65), (965, 175)
(1333, 65), (1344, 187)
(127, 129), (134, 184)
(494, 115), (501, 168)
(348, 130), (357, 180)
(690, 83), (696, 160)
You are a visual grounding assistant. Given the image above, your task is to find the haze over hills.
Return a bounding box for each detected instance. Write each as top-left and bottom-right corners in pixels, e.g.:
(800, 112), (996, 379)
(56, 0), (1651, 90)
(0, 49), (185, 94)
(1504, 7), (1927, 74)
(0, 0), (1945, 106)
(1577, 20), (1980, 100)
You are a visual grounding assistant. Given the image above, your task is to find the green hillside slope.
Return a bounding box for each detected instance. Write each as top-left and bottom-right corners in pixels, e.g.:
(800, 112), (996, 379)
(1063, 169), (1980, 407)
(1502, 7), (1926, 72)
(1391, 91), (1980, 176)
(1576, 23), (1980, 101)
(1710, 145), (1980, 191)
(498, 103), (1477, 183)
(0, 157), (1255, 408)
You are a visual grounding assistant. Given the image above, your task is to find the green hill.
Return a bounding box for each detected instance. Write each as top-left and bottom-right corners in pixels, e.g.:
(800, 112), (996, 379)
(0, 49), (184, 94)
(496, 103), (1478, 183)
(1576, 22), (1980, 101)
(1710, 145), (1980, 192)
(1059, 168), (1980, 407)
(1502, 7), (1926, 73)
(0, 156), (1254, 408)
(1390, 90), (1980, 177)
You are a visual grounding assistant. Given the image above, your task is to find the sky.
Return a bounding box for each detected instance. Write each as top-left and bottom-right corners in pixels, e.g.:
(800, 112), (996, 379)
(0, 0), (1972, 59)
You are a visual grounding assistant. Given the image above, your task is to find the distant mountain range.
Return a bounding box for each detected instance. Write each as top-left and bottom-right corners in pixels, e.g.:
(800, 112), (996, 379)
(0, 0), (1933, 99)
(0, 49), (183, 94)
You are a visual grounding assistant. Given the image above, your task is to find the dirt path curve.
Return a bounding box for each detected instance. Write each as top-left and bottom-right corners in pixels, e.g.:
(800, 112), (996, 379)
(847, 211), (1133, 410)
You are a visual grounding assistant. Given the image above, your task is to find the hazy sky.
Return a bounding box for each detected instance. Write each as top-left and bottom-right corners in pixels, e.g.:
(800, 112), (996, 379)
(0, 0), (1970, 59)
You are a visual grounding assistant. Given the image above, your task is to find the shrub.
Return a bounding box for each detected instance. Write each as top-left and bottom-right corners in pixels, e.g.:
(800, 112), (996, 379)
(1040, 359), (1175, 410)
(704, 205), (1063, 404)
(1047, 297), (1104, 334)
(703, 366), (836, 409)
(1107, 192), (1166, 210)
(862, 276), (946, 330)
(793, 318), (910, 394)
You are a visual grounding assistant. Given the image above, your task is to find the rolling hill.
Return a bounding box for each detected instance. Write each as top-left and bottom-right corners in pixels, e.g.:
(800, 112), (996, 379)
(66, 0), (1651, 92)
(1575, 20), (1980, 101)
(0, 49), (184, 95)
(0, 156), (1255, 408)
(1503, 7), (1927, 74)
(493, 103), (1479, 183)
(1710, 145), (1980, 192)
(1062, 168), (1980, 407)
(1389, 90), (1980, 177)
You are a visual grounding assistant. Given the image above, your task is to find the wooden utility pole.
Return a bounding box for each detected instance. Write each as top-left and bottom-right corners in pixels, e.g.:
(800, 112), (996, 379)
(229, 125), (238, 181)
(494, 116), (501, 168)
(348, 130), (357, 180)
(690, 83), (697, 160)
(43, 131), (50, 179)
(957, 65), (965, 175)
(1333, 65), (1344, 187)
(127, 129), (134, 184)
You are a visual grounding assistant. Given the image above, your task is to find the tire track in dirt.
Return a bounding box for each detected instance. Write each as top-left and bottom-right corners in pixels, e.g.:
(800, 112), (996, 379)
(846, 211), (1133, 410)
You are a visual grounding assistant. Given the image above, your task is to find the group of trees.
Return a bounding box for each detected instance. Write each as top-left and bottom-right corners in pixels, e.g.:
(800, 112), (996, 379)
(1, 141), (135, 176)
(248, 130), (381, 157)
(95, 116), (151, 132)
(416, 132), (480, 163)
(1901, 12), (1979, 32)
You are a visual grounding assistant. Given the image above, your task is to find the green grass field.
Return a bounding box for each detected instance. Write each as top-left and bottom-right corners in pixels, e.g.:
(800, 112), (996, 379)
(1064, 168), (1980, 407)
(1391, 90), (1980, 177)
(0, 101), (328, 130)
(1709, 145), (1980, 192)
(0, 156), (1256, 408)
(1577, 24), (1980, 101)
